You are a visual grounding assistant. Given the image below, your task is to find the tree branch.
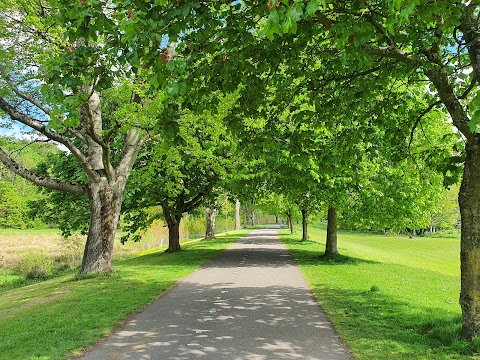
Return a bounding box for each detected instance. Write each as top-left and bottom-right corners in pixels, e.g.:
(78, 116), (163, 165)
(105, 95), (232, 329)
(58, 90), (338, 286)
(0, 66), (51, 115)
(0, 67), (88, 143)
(359, 44), (422, 69)
(8, 138), (52, 158)
(115, 91), (148, 181)
(408, 100), (442, 149)
(82, 93), (115, 181)
(315, 12), (334, 30)
(459, 77), (477, 100)
(115, 129), (147, 181)
(2, 12), (66, 51)
(182, 191), (207, 213)
(307, 66), (382, 91)
(0, 96), (98, 180)
(426, 69), (472, 138)
(0, 147), (87, 195)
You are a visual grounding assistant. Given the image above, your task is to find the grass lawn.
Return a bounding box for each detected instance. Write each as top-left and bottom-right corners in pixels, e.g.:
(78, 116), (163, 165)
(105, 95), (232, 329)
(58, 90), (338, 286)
(0, 229), (249, 360)
(280, 224), (480, 360)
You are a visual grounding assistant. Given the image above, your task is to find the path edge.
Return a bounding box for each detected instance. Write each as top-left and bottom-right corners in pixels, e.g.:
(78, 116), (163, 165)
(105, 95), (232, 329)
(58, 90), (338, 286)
(277, 229), (356, 360)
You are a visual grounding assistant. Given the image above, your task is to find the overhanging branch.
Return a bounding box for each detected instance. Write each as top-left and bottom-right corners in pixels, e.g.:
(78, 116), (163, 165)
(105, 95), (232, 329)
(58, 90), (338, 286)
(359, 44), (422, 69)
(0, 147), (87, 196)
(0, 66), (51, 115)
(0, 96), (98, 180)
(408, 100), (442, 149)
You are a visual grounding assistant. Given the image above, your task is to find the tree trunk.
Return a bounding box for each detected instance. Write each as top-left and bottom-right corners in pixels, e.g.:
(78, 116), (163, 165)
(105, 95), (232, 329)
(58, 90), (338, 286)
(80, 181), (122, 274)
(459, 140), (480, 340)
(163, 207), (182, 252)
(234, 199), (241, 230)
(243, 211), (247, 228)
(82, 90), (104, 171)
(301, 208), (308, 241)
(250, 211), (255, 226)
(275, 215), (279, 223)
(325, 207), (339, 257)
(167, 220), (181, 252)
(205, 206), (217, 239)
(286, 210), (294, 233)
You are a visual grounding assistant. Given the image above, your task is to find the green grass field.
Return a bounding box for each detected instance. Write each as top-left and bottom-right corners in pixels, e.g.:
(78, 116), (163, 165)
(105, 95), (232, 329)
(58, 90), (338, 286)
(0, 229), (249, 360)
(280, 224), (480, 360)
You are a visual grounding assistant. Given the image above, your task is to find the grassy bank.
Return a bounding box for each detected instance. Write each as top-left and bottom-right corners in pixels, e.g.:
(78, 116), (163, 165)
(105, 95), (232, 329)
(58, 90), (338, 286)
(0, 229), (249, 360)
(280, 224), (480, 360)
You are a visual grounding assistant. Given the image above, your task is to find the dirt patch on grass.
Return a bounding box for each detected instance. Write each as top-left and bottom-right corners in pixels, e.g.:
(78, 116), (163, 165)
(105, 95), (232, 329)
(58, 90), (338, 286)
(23, 289), (71, 306)
(0, 286), (72, 321)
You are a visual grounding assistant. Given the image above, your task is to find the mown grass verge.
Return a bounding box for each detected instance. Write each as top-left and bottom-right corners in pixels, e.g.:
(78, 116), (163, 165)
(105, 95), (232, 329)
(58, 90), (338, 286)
(0, 229), (249, 360)
(280, 224), (480, 360)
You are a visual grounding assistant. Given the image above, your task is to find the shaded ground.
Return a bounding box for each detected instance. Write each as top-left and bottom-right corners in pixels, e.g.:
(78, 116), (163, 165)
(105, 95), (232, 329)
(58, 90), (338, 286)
(77, 226), (353, 360)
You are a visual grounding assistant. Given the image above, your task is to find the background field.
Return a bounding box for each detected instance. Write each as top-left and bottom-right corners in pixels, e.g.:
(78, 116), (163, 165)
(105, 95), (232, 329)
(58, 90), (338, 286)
(0, 225), (167, 288)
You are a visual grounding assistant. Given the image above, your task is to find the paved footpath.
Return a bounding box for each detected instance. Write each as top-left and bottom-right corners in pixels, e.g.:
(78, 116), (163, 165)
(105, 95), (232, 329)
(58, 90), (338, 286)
(78, 226), (353, 360)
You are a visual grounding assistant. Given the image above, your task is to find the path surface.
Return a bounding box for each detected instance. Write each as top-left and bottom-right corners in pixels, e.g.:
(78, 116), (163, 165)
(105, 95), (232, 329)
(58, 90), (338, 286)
(78, 226), (353, 360)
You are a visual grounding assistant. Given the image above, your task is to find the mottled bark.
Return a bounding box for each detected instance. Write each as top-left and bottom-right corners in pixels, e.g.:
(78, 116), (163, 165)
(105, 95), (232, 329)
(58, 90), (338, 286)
(79, 128), (142, 273)
(82, 90), (104, 171)
(458, 25), (480, 340)
(205, 206), (217, 239)
(301, 208), (308, 241)
(79, 93), (143, 273)
(80, 181), (122, 274)
(459, 139), (480, 340)
(234, 200), (241, 230)
(168, 222), (181, 252)
(325, 207), (339, 257)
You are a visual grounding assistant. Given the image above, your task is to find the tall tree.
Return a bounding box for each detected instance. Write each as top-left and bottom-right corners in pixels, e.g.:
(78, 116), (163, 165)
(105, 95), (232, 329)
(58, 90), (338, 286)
(122, 96), (236, 252)
(234, 199), (241, 230)
(0, 6), (147, 273)
(204, 201), (218, 239)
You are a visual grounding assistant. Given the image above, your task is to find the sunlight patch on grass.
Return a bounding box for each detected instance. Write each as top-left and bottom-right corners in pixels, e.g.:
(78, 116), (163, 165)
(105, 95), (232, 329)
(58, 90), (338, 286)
(280, 224), (476, 360)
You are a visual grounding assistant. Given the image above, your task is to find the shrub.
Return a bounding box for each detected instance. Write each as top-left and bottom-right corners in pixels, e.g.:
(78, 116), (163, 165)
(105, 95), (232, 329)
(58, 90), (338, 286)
(16, 250), (54, 279)
(54, 235), (84, 271)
